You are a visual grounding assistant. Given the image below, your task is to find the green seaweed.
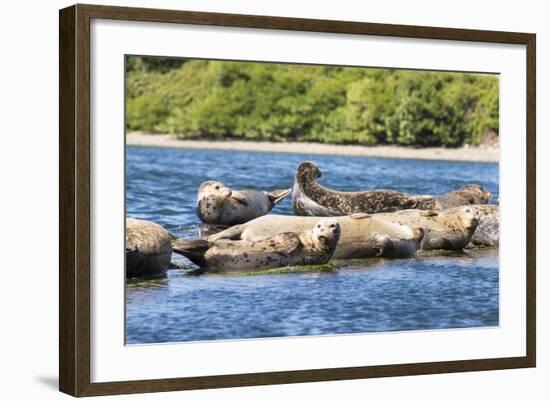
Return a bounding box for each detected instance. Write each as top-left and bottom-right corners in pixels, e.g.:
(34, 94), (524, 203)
(233, 263), (339, 276)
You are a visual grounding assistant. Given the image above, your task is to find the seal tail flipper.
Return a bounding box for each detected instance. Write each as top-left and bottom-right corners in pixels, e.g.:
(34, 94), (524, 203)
(172, 239), (209, 267)
(208, 224), (245, 241)
(267, 188), (292, 205)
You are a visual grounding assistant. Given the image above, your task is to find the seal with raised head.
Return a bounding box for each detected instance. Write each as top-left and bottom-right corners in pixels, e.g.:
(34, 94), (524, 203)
(172, 218), (341, 273)
(292, 161), (436, 216)
(197, 180), (291, 225)
(126, 218), (173, 278)
(208, 214), (424, 259)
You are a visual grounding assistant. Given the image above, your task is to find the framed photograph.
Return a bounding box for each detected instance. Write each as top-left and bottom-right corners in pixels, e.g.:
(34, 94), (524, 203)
(59, 4), (536, 397)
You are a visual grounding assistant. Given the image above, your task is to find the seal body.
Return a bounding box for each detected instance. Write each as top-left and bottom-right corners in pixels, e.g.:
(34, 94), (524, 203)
(196, 180), (291, 225)
(126, 218), (173, 278)
(468, 204), (499, 247)
(435, 184), (492, 209)
(292, 161), (436, 216)
(371, 206), (480, 250)
(172, 218), (340, 273)
(208, 214), (424, 259)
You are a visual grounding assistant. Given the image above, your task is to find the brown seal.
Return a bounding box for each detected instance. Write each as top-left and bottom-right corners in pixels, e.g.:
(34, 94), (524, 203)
(126, 218), (173, 278)
(435, 184), (492, 209)
(197, 180), (291, 225)
(292, 161), (436, 216)
(172, 218), (341, 273)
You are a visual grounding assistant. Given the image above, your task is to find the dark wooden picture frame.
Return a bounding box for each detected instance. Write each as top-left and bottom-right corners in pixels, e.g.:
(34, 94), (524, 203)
(59, 3), (536, 397)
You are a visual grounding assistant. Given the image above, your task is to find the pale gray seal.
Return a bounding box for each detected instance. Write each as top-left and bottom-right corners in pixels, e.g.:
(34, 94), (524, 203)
(292, 161), (436, 216)
(196, 180), (291, 225)
(208, 214), (424, 259)
(467, 204), (499, 247)
(369, 205), (480, 250)
(126, 218), (173, 278)
(172, 218), (341, 273)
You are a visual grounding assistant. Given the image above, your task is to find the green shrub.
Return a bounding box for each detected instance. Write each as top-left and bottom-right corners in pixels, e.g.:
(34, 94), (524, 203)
(125, 56), (499, 147)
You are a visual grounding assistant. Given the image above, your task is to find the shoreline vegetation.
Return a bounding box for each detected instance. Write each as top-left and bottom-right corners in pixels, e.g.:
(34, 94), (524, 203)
(126, 132), (499, 163)
(126, 56), (499, 149)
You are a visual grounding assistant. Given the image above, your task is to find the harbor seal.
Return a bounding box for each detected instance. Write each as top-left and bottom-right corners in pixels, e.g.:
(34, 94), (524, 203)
(467, 204), (499, 247)
(126, 218), (173, 278)
(370, 205), (480, 250)
(434, 184), (492, 209)
(292, 161), (493, 216)
(292, 161), (436, 216)
(197, 180), (291, 225)
(208, 214), (424, 259)
(172, 218), (341, 273)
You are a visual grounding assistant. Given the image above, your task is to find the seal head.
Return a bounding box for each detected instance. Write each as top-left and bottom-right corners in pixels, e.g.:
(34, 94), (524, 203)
(196, 181), (233, 224)
(310, 218), (341, 253)
(296, 161), (322, 183)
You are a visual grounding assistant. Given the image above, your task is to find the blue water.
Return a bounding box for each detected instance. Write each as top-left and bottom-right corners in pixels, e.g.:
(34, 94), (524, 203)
(125, 146), (499, 344)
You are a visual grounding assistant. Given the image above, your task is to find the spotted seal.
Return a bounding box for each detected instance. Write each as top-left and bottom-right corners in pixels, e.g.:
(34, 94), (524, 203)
(172, 218), (341, 273)
(292, 161), (493, 216)
(292, 161), (436, 216)
(197, 180), (291, 225)
(208, 214), (424, 259)
(126, 218), (173, 278)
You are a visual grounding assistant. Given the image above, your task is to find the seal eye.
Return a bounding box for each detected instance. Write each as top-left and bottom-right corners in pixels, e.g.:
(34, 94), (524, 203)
(317, 224), (321, 228)
(329, 224), (336, 229)
(215, 185), (220, 190)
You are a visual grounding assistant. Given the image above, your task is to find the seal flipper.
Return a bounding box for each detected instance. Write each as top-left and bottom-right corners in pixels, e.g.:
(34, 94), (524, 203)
(348, 212), (371, 220)
(172, 239), (210, 267)
(269, 233), (301, 255)
(266, 188), (292, 206)
(231, 192), (249, 206)
(420, 211), (439, 217)
(207, 224), (245, 241)
(428, 237), (455, 250)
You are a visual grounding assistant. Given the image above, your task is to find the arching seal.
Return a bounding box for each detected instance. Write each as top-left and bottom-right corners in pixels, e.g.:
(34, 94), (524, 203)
(467, 204), (499, 248)
(292, 161), (493, 216)
(126, 218), (173, 278)
(435, 184), (492, 209)
(369, 205), (480, 250)
(292, 161), (436, 216)
(172, 218), (341, 273)
(197, 180), (291, 225)
(208, 214), (424, 259)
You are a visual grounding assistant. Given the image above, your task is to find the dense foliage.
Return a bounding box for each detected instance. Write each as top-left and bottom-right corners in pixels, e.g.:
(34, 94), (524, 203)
(126, 56), (499, 147)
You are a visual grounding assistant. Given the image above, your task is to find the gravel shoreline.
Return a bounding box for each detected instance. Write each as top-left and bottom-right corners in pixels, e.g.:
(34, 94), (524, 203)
(126, 132), (499, 163)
